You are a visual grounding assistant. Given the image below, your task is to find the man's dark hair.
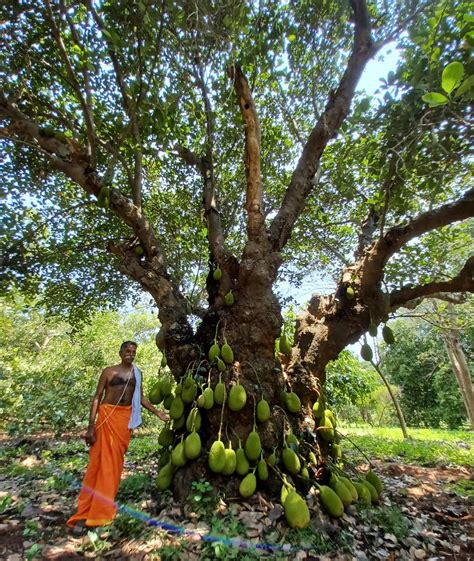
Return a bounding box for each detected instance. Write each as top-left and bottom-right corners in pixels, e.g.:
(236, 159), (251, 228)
(120, 341), (138, 353)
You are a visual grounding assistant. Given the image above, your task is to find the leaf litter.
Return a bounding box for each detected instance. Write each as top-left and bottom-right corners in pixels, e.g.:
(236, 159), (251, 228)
(0, 437), (472, 560)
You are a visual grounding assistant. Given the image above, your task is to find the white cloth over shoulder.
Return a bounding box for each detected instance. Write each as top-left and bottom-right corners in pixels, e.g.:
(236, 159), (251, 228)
(128, 365), (142, 429)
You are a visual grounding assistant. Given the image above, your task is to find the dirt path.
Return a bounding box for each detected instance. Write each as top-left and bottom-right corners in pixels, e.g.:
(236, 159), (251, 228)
(0, 440), (472, 560)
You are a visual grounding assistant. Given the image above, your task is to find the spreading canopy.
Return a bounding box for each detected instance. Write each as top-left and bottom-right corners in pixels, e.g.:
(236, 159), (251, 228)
(0, 0), (472, 342)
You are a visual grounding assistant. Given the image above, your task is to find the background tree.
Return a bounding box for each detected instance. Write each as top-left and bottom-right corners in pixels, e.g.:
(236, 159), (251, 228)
(0, 296), (163, 435)
(1, 0), (473, 499)
(381, 316), (470, 429)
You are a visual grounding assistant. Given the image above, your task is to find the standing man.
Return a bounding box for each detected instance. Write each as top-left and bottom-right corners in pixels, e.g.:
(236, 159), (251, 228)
(67, 341), (169, 531)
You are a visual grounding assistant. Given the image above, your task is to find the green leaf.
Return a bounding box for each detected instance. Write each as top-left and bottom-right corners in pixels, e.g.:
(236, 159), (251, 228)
(441, 61), (464, 93)
(422, 92), (449, 107)
(287, 34), (296, 43)
(454, 75), (474, 97)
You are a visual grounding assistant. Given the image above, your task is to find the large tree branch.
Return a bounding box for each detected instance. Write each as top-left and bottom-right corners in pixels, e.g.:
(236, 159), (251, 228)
(355, 205), (380, 259)
(0, 92), (164, 271)
(44, 0), (96, 166)
(360, 188), (474, 288)
(389, 257), (474, 310)
(85, 1), (143, 208)
(229, 64), (265, 242)
(269, 0), (375, 251)
(174, 145), (227, 263)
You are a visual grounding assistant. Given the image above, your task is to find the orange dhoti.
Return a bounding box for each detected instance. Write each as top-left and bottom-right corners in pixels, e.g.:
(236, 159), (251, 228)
(67, 404), (132, 527)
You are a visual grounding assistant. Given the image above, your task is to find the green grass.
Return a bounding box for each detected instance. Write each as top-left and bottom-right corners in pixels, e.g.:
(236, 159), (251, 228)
(341, 426), (473, 467)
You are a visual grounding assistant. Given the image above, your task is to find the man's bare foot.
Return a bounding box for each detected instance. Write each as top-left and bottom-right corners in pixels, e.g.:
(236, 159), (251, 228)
(70, 521), (87, 536)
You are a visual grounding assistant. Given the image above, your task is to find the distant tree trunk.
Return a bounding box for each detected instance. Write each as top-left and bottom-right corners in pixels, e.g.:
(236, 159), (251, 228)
(372, 362), (409, 439)
(442, 307), (474, 428)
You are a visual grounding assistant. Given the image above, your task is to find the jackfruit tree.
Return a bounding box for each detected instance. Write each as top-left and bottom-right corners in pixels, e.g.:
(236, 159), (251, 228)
(1, 0), (473, 504)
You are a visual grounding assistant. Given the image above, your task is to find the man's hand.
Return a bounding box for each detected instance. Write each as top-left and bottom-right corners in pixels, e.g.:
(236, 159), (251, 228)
(84, 427), (96, 447)
(157, 411), (170, 422)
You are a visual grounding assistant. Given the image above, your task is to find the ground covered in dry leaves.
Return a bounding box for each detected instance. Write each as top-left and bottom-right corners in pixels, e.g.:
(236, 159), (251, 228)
(0, 435), (472, 560)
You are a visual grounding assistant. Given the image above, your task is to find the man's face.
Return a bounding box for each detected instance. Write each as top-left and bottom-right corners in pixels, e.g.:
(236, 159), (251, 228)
(120, 344), (137, 365)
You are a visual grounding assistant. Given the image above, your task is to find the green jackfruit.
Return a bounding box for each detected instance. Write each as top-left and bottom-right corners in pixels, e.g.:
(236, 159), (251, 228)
(186, 408), (201, 432)
(284, 491), (310, 529)
(161, 378), (173, 397)
(245, 430), (261, 462)
(149, 382), (163, 405)
(279, 334), (291, 357)
(222, 443), (237, 476)
(163, 394), (173, 410)
(257, 458), (268, 480)
(256, 399), (270, 422)
(208, 341), (220, 362)
(280, 479), (294, 505)
(214, 379), (226, 405)
(158, 427), (174, 447)
(339, 476), (358, 502)
(282, 447), (301, 475)
(156, 462), (173, 490)
(300, 466), (310, 481)
(228, 382), (247, 411)
(181, 378), (197, 403)
(382, 325), (395, 345)
(197, 394), (205, 408)
(202, 387), (214, 410)
(97, 185), (110, 208)
(170, 397), (184, 420)
(221, 340), (234, 364)
(172, 415), (185, 430)
(361, 480), (379, 503)
(330, 476), (352, 507)
(346, 286), (355, 299)
(158, 449), (170, 467)
(236, 447), (250, 476)
(313, 398), (324, 420)
(175, 383), (182, 395)
(216, 357), (226, 372)
(360, 343), (373, 362)
(309, 451), (317, 464)
(239, 473), (257, 498)
(54, 131), (68, 142)
(171, 442), (187, 467)
(184, 431), (201, 460)
(368, 322), (378, 337)
(332, 443), (342, 460)
(318, 416), (335, 442)
(224, 290), (234, 306)
(366, 470), (383, 494)
(324, 409), (336, 427)
(267, 451), (276, 467)
(208, 440), (226, 473)
(319, 485), (344, 518)
(353, 482), (371, 505)
(286, 433), (299, 449)
(213, 266), (222, 281)
(286, 392), (301, 413)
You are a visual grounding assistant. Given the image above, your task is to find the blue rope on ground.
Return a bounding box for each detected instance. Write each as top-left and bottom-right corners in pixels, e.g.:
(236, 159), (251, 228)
(52, 462), (296, 554)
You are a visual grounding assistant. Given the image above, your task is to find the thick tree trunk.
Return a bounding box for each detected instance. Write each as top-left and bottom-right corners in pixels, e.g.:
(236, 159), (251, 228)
(443, 329), (474, 429)
(170, 250), (308, 499)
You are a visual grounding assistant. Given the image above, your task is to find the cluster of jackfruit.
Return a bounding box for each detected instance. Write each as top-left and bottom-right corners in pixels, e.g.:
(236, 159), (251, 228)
(276, 426), (384, 524)
(360, 323), (395, 361)
(153, 335), (275, 493)
(318, 469), (383, 518)
(211, 264), (234, 306)
(313, 396), (337, 444)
